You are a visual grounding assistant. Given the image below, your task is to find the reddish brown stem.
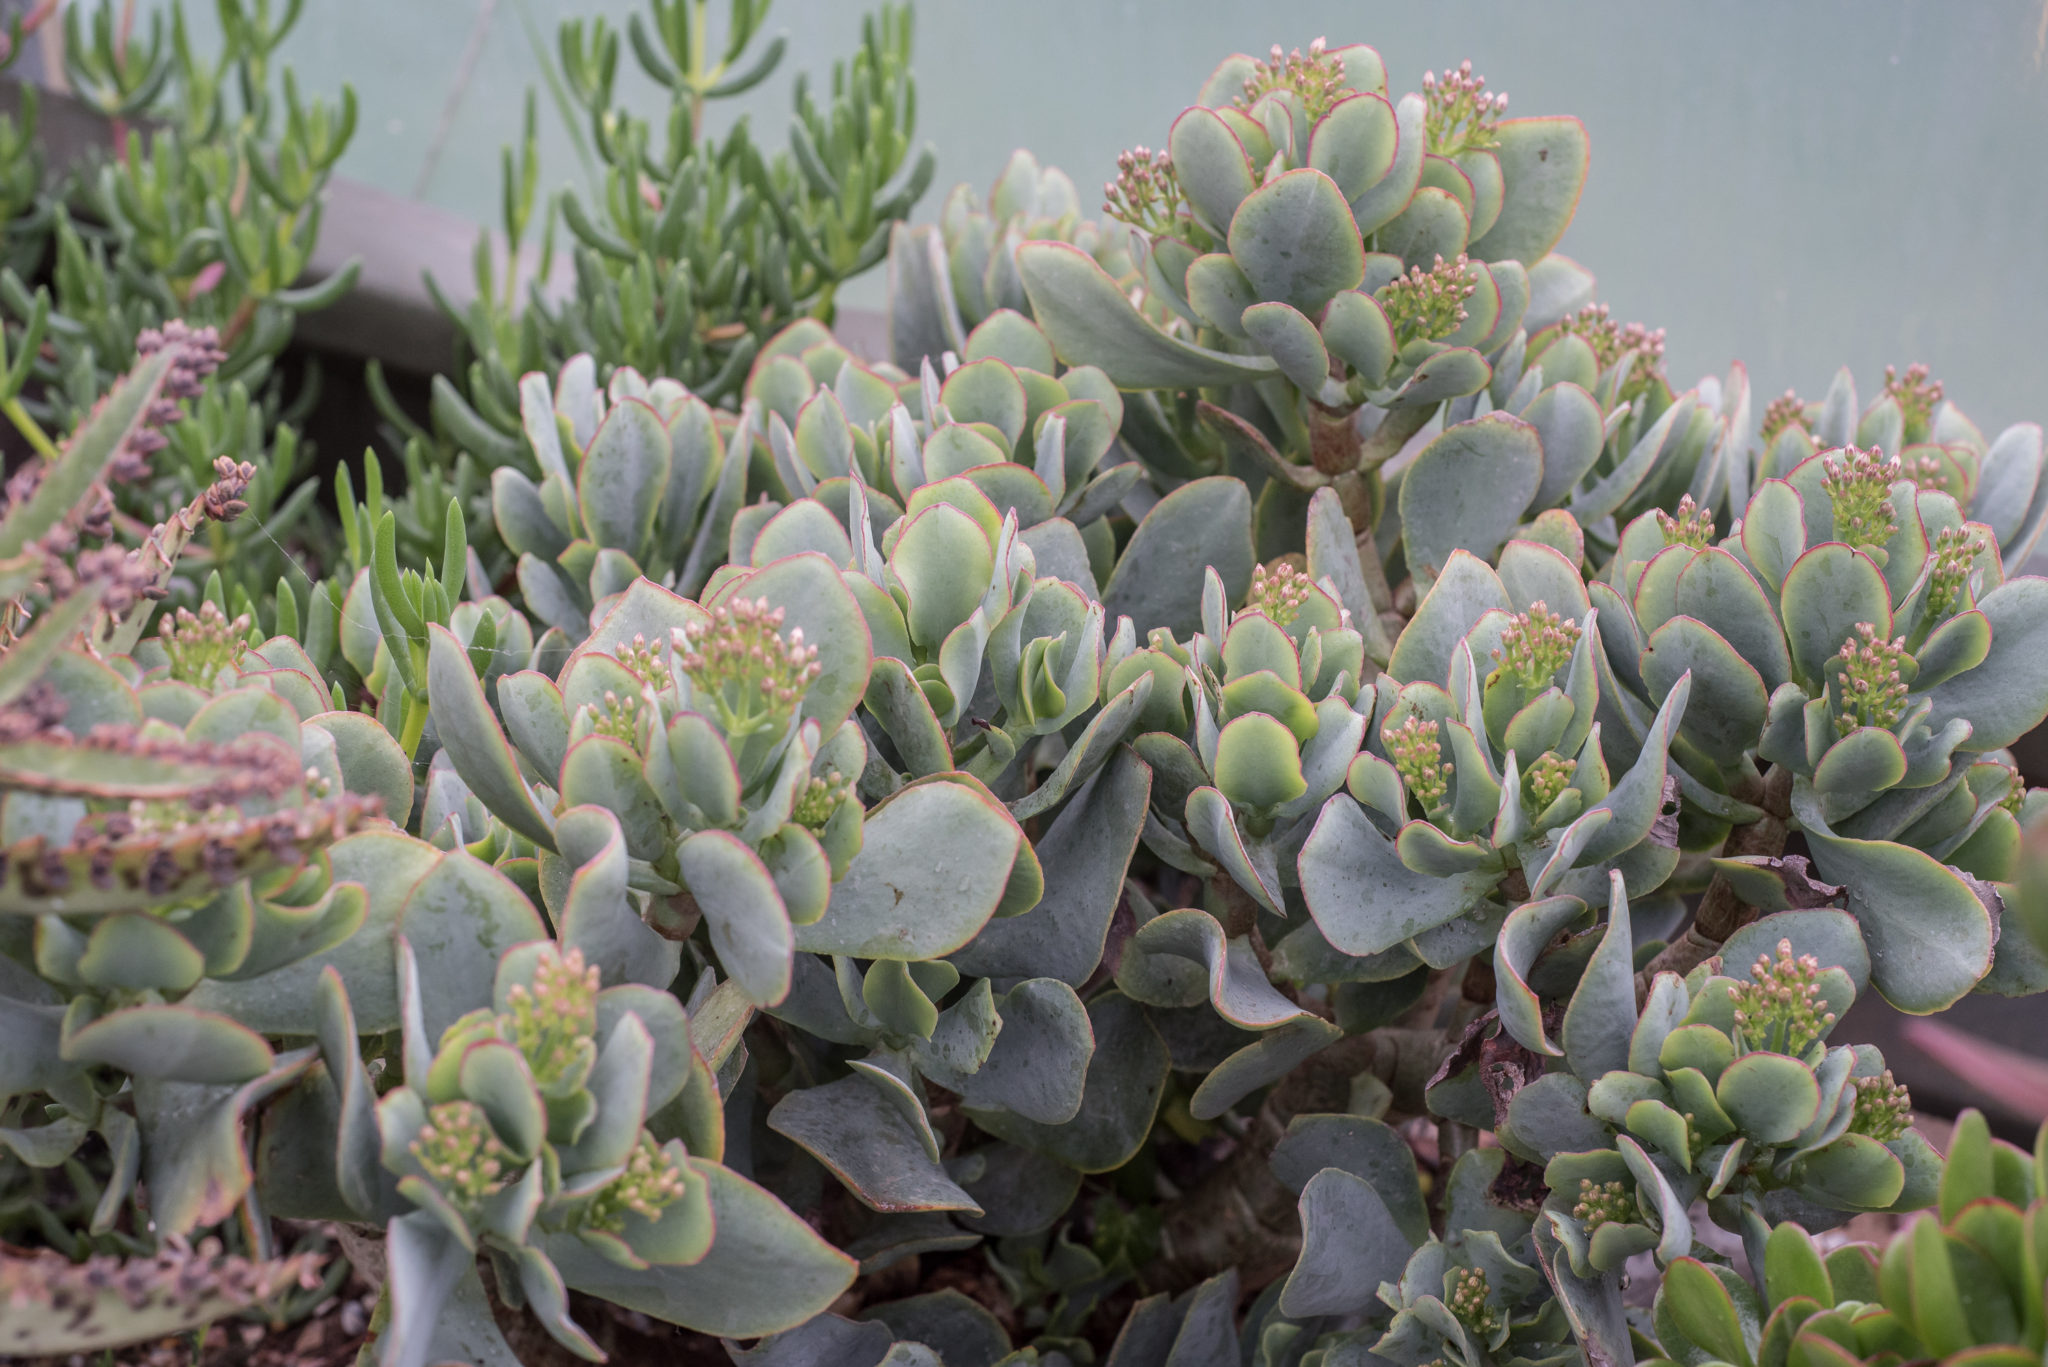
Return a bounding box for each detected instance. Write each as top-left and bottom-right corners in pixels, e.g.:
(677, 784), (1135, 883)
(1635, 765), (1795, 994)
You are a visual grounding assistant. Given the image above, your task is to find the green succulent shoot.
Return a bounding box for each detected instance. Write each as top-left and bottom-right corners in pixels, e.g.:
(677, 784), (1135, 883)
(1520, 913), (1939, 1285)
(1600, 426), (2048, 1014)
(1647, 1111), (2048, 1367)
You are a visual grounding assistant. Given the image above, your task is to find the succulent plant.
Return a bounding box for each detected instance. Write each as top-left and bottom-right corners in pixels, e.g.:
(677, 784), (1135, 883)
(1641, 1109), (2048, 1367)
(11, 24), (2048, 1367)
(886, 148), (1136, 377)
(492, 353), (749, 619)
(428, 0), (933, 474)
(1591, 434), (2048, 1013)
(1008, 43), (1587, 584)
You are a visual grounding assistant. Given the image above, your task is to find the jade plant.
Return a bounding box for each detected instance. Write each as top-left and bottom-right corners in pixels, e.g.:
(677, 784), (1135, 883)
(10, 26), (2048, 1367)
(1640, 1109), (2048, 1367)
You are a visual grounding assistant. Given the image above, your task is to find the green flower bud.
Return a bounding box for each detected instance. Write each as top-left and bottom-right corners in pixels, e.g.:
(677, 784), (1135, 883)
(1239, 38), (1350, 122)
(580, 1133), (688, 1234)
(1849, 1069), (1912, 1142)
(1243, 561), (1317, 628)
(1380, 253), (1477, 348)
(1525, 752), (1578, 811)
(1422, 59), (1506, 156)
(1883, 363), (1944, 438)
(792, 772), (854, 833)
(1570, 1177), (1639, 1234)
(158, 602), (251, 689)
(1821, 446), (1899, 550)
(1446, 1266), (1501, 1337)
(1924, 527), (1983, 622)
(1550, 303), (1667, 401)
(1730, 938), (1837, 1056)
(1488, 602), (1579, 693)
(1761, 390), (1808, 446)
(1656, 495), (1715, 550)
(1832, 623), (1910, 736)
(673, 596), (821, 744)
(1385, 715), (1453, 814)
(410, 1100), (511, 1209)
(611, 632), (675, 692)
(504, 945), (600, 1093)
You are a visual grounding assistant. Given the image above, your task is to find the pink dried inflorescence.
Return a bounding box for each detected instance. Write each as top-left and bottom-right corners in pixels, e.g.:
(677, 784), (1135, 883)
(4, 321), (233, 622)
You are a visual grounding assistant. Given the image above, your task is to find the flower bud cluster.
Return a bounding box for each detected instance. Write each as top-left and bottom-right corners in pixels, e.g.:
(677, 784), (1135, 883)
(1820, 446), (1900, 549)
(1849, 1069), (1913, 1141)
(674, 596), (820, 742)
(1446, 1266), (1500, 1336)
(157, 601), (251, 689)
(1239, 37), (1350, 122)
(1656, 494), (1715, 550)
(1883, 362), (1944, 433)
(583, 690), (647, 749)
(1489, 602), (1579, 692)
(1731, 938), (1836, 1056)
(1924, 527), (1983, 621)
(1833, 623), (1910, 736)
(503, 946), (601, 1091)
(1244, 561), (1315, 627)
(612, 633), (675, 692)
(581, 1133), (688, 1233)
(1102, 146), (1186, 239)
(1524, 752), (1578, 811)
(1760, 389), (1809, 445)
(792, 771), (854, 833)
(1380, 253), (1475, 347)
(1570, 1177), (1639, 1233)
(1423, 59), (1507, 156)
(409, 1100), (511, 1208)
(1385, 715), (1453, 812)
(1554, 303), (1667, 397)
(1893, 451), (1947, 493)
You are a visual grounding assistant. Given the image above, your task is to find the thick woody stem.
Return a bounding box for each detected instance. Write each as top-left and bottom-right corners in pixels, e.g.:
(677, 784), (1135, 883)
(1635, 765), (1794, 994)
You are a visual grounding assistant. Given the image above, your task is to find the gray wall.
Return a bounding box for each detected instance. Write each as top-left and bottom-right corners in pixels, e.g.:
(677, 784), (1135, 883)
(148, 0), (2048, 434)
